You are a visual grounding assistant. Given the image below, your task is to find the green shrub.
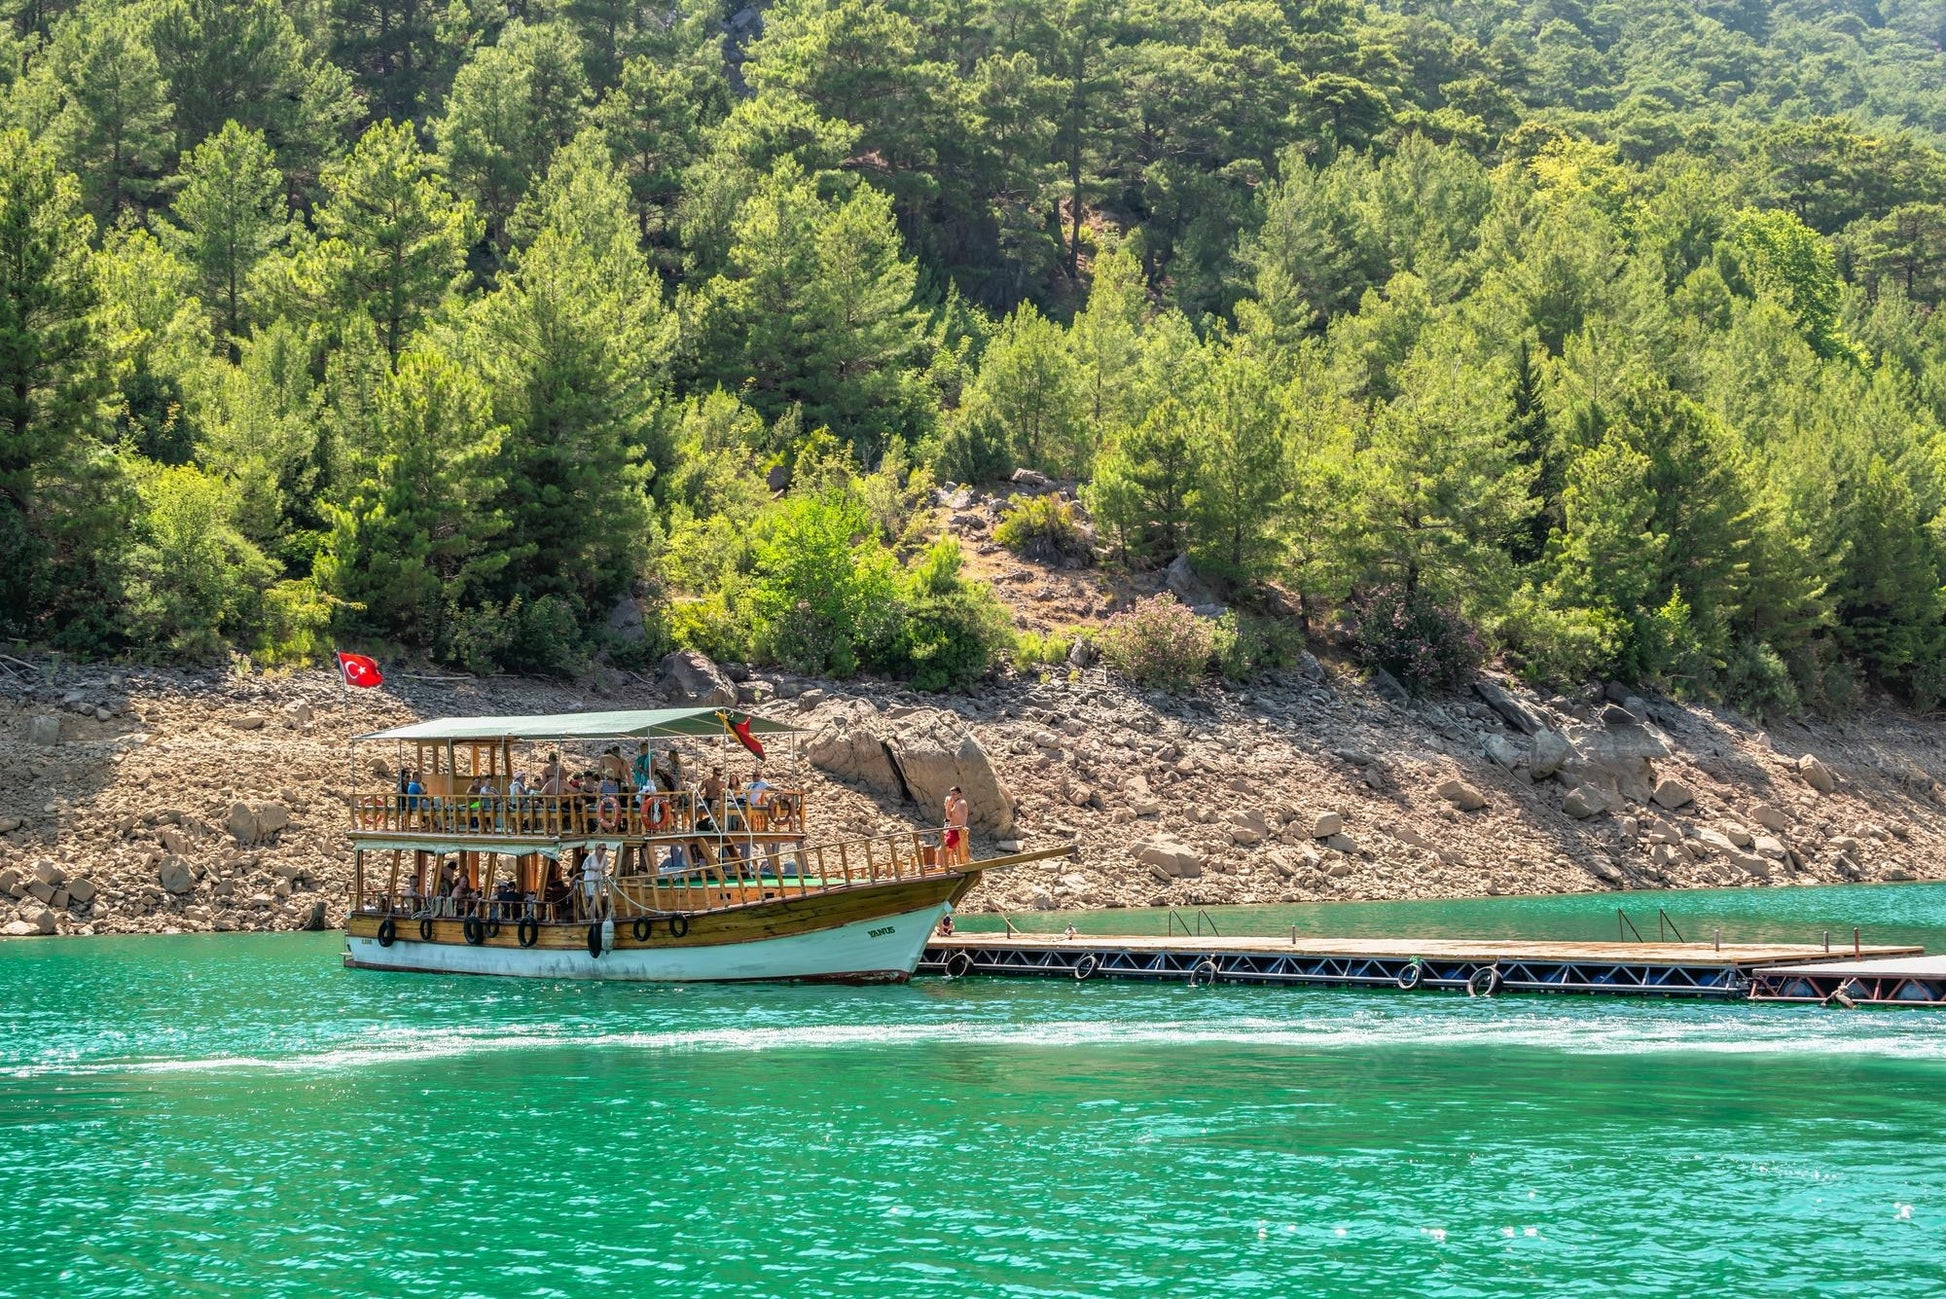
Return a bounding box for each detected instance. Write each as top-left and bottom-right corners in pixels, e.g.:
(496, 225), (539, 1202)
(1213, 611), (1307, 681)
(1723, 638), (1800, 721)
(1343, 585), (1483, 694)
(993, 494), (1091, 564)
(747, 491), (901, 676)
(1012, 628), (1076, 672)
(883, 540), (1014, 690)
(1099, 595), (1214, 691)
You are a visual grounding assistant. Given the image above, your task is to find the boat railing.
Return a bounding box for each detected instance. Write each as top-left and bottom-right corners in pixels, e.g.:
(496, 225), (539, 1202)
(349, 789), (808, 839)
(350, 826), (969, 928)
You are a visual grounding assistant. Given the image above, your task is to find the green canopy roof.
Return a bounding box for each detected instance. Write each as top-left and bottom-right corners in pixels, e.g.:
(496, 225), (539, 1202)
(355, 706), (801, 744)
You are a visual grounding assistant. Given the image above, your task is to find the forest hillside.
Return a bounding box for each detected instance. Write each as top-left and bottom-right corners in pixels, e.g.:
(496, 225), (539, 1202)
(3, 0), (1946, 719)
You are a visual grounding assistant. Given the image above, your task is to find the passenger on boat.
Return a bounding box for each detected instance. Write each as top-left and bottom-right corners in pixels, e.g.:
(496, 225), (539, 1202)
(493, 879), (520, 920)
(400, 877), (420, 914)
(631, 742), (655, 792)
(944, 786), (969, 864)
(405, 773), (426, 823)
(746, 769), (773, 807)
(437, 861), (459, 915)
(583, 843), (611, 917)
(598, 746), (628, 787)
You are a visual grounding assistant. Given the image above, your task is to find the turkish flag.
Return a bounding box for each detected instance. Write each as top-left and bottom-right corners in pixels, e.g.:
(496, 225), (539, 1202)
(337, 652), (383, 689)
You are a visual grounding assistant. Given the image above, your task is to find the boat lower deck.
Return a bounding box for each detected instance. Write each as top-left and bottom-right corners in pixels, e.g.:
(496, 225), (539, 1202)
(919, 934), (1924, 999)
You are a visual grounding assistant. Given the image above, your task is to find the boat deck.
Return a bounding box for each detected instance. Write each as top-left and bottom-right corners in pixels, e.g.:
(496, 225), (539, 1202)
(919, 933), (1924, 999)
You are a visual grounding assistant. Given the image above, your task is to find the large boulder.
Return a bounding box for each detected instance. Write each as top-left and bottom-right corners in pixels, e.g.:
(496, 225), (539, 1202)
(1132, 835), (1202, 878)
(1474, 679), (1543, 735)
(1562, 785), (1610, 819)
(1554, 719), (1669, 803)
(1164, 555), (1225, 616)
(1437, 778), (1488, 812)
(25, 715), (59, 746)
(1529, 729), (1569, 779)
(225, 802), (291, 846)
(1482, 733), (1524, 770)
(658, 650), (737, 707)
(1797, 754), (1836, 794)
(157, 858), (195, 895)
(806, 705), (1016, 835)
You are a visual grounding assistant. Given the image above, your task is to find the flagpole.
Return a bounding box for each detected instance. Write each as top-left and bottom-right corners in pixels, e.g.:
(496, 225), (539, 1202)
(340, 655), (356, 828)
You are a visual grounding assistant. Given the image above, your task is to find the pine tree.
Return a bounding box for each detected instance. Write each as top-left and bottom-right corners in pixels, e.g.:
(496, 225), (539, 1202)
(0, 130), (120, 640)
(308, 119), (479, 364)
(42, 4), (173, 225)
(159, 120), (288, 340)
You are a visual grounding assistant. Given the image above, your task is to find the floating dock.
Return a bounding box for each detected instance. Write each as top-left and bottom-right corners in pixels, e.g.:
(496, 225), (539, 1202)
(920, 934), (1924, 1000)
(1749, 954), (1946, 1006)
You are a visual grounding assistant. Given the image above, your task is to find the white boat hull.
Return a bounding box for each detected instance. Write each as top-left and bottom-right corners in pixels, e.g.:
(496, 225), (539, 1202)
(343, 900), (949, 983)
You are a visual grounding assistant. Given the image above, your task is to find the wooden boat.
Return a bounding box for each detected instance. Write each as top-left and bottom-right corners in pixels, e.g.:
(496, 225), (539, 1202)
(339, 707), (1069, 982)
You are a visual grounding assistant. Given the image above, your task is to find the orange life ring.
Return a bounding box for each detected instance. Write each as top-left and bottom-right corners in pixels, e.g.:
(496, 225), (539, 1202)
(596, 795), (621, 831)
(359, 804), (382, 829)
(642, 794), (668, 831)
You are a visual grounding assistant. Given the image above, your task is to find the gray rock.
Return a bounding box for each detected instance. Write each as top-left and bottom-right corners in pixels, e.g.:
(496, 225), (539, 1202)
(1562, 785), (1610, 819)
(1650, 777), (1693, 810)
(1473, 679), (1542, 735)
(1753, 835), (1787, 860)
(1009, 467), (1054, 494)
(1324, 832), (1358, 855)
(1599, 703), (1639, 727)
(1750, 803), (1789, 832)
(1529, 729), (1569, 779)
(1370, 669), (1409, 706)
(66, 877), (96, 905)
(1164, 555), (1225, 616)
(1797, 754), (1836, 793)
(659, 650), (738, 707)
(1309, 811), (1343, 839)
(158, 859), (195, 895)
(231, 715), (268, 731)
(1437, 778), (1487, 811)
(26, 715), (59, 746)
(1482, 734), (1524, 769)
(0, 920), (34, 936)
(1296, 651), (1326, 683)
(1721, 823), (1754, 849)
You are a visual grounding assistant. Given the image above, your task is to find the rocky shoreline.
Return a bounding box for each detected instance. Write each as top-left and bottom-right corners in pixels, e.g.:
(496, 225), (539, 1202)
(2, 650), (1943, 939)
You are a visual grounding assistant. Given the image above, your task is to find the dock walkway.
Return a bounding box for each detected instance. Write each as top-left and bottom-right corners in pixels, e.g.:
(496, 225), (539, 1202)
(920, 934), (1923, 999)
(1750, 954), (1946, 1006)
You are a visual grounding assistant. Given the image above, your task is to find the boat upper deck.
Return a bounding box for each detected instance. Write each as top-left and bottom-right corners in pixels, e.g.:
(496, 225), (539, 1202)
(348, 705), (816, 845)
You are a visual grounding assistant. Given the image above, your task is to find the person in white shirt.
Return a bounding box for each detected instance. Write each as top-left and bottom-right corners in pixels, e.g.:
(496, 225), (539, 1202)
(582, 842), (611, 918)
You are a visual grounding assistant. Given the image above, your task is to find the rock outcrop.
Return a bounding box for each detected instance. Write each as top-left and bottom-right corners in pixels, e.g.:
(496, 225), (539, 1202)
(806, 703), (1016, 834)
(659, 651), (737, 707)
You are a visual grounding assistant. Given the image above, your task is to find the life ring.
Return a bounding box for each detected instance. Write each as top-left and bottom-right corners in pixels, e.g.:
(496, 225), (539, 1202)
(944, 950), (973, 979)
(418, 916), (435, 942)
(1396, 961), (1423, 991)
(517, 916), (539, 948)
(1466, 966), (1503, 998)
(376, 916), (396, 947)
(668, 913), (689, 939)
(463, 916), (484, 946)
(1187, 958), (1220, 988)
(642, 794), (668, 831)
(596, 796), (621, 831)
(359, 804), (382, 829)
(587, 922), (605, 959)
(632, 916), (652, 941)
(1073, 953), (1099, 981)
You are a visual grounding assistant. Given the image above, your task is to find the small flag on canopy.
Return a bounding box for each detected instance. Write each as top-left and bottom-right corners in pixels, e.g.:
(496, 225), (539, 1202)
(719, 709), (765, 759)
(336, 651), (384, 689)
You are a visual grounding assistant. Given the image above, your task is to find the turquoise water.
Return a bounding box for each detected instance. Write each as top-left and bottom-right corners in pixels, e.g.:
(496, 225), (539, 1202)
(6, 885), (1946, 1297)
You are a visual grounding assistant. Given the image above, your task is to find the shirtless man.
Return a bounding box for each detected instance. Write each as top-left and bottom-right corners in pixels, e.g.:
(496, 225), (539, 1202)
(943, 786), (969, 864)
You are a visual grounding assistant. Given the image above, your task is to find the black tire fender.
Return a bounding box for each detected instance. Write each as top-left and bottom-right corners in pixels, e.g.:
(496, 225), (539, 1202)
(463, 916), (484, 946)
(1188, 958), (1219, 988)
(632, 915), (652, 941)
(1073, 953), (1099, 981)
(1467, 966), (1503, 998)
(587, 922), (604, 959)
(418, 916), (435, 943)
(944, 950), (973, 979)
(668, 913), (689, 939)
(376, 916), (396, 948)
(517, 917), (539, 949)
(1396, 961), (1423, 991)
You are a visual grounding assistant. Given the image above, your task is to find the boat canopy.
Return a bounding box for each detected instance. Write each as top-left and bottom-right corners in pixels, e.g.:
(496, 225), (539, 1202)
(355, 706), (802, 744)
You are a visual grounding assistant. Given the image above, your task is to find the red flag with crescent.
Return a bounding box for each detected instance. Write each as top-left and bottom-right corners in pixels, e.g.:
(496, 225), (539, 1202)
(337, 652), (383, 689)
